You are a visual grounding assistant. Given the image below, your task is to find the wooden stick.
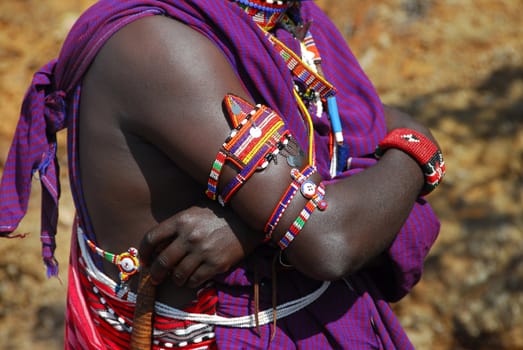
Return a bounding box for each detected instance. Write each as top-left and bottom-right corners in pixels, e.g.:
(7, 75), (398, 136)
(130, 267), (156, 350)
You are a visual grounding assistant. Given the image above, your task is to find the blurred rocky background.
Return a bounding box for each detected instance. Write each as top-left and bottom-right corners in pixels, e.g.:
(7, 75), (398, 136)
(0, 0), (521, 349)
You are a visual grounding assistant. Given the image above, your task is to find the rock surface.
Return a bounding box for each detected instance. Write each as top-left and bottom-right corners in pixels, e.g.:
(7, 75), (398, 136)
(0, 0), (522, 349)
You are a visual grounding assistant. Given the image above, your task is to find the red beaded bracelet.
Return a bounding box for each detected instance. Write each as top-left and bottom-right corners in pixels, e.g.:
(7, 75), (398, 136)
(375, 128), (446, 196)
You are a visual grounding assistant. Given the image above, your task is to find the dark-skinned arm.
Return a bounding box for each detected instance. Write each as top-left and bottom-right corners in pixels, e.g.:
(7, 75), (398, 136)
(98, 16), (431, 284)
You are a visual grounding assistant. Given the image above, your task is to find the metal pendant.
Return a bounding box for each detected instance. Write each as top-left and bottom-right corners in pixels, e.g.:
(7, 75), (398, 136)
(287, 149), (305, 167)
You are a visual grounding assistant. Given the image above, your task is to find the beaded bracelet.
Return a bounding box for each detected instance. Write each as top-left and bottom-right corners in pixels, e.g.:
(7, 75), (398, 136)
(278, 182), (327, 250)
(375, 128), (446, 196)
(206, 151), (227, 200)
(206, 94), (291, 205)
(263, 165), (316, 241)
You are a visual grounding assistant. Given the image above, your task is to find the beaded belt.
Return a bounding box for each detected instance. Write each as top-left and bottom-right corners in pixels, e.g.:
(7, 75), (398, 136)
(77, 228), (330, 329)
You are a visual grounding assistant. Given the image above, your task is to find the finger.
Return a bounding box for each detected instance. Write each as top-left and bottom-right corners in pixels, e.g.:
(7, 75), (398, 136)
(149, 240), (186, 285)
(139, 218), (178, 266)
(171, 255), (202, 287)
(186, 264), (216, 288)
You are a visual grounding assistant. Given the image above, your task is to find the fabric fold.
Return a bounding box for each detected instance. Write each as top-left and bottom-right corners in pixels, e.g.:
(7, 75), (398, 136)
(0, 59), (66, 276)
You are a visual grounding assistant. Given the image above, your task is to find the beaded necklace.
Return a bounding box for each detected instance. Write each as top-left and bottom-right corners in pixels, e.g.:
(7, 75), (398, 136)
(232, 0), (294, 31)
(235, 0), (345, 174)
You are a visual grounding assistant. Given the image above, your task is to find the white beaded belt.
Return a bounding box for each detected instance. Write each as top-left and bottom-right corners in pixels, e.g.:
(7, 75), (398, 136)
(78, 227), (330, 328)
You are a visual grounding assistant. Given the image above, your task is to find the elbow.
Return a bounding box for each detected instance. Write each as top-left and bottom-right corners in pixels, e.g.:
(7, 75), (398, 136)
(312, 248), (363, 281)
(296, 254), (361, 281)
(288, 234), (364, 281)
(302, 261), (356, 282)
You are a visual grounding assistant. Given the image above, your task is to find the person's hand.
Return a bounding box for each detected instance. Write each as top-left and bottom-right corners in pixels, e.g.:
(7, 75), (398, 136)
(383, 104), (440, 147)
(139, 204), (264, 288)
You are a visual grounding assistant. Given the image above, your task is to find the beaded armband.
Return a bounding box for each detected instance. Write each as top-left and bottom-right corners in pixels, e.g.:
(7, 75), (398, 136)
(263, 165), (316, 241)
(278, 181), (327, 250)
(205, 94), (291, 205)
(375, 128), (446, 196)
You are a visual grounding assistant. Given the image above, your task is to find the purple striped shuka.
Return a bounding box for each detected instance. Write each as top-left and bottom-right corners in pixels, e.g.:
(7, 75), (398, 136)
(0, 1), (440, 349)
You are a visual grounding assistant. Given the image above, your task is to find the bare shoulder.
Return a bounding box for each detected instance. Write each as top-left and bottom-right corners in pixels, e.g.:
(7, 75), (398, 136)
(90, 14), (247, 108)
(85, 15), (251, 184)
(77, 15), (254, 274)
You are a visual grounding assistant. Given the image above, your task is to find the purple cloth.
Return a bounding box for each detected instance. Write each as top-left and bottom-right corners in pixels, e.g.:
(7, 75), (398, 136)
(0, 0), (440, 348)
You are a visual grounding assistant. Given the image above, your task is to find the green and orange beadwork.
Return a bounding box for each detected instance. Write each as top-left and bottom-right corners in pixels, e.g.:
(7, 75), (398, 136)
(84, 234), (140, 288)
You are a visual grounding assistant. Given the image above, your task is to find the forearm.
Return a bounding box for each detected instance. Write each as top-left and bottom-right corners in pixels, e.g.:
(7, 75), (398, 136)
(115, 17), (441, 287)
(120, 19), (437, 282)
(270, 148), (424, 280)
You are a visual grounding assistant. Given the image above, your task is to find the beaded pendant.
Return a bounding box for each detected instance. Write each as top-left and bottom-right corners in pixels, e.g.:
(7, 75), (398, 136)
(84, 234), (140, 292)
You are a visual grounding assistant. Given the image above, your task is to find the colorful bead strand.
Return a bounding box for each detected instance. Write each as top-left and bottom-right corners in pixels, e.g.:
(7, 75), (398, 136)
(278, 182), (327, 249)
(83, 234), (140, 291)
(264, 165), (316, 240)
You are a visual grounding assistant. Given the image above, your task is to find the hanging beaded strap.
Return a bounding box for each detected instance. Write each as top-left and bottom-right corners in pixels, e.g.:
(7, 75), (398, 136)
(265, 31), (336, 100)
(205, 94), (291, 205)
(83, 234), (140, 292)
(263, 165), (316, 241)
(278, 181), (327, 249)
(264, 28), (346, 159)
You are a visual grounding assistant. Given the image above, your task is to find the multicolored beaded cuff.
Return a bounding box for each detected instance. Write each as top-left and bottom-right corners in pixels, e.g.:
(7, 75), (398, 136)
(278, 182), (327, 250)
(205, 94), (291, 205)
(264, 165), (316, 241)
(375, 128), (446, 196)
